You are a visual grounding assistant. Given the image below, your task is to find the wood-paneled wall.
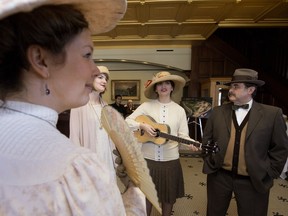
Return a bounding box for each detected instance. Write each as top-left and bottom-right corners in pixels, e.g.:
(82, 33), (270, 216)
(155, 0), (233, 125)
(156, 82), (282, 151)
(187, 28), (288, 116)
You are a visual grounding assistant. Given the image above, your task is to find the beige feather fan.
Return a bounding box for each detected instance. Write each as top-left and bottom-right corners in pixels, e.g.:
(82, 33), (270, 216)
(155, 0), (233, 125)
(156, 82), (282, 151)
(101, 105), (162, 214)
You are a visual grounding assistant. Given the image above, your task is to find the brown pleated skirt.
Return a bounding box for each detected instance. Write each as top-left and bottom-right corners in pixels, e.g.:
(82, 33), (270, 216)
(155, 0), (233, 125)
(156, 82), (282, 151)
(146, 158), (184, 204)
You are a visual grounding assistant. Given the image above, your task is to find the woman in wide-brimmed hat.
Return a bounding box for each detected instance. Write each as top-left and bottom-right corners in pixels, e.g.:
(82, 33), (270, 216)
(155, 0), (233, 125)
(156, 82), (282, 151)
(126, 71), (199, 216)
(0, 1), (146, 215)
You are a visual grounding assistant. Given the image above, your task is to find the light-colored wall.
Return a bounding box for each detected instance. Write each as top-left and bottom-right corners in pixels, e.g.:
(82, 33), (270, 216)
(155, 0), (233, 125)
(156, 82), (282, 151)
(94, 46), (192, 105)
(94, 47), (191, 70)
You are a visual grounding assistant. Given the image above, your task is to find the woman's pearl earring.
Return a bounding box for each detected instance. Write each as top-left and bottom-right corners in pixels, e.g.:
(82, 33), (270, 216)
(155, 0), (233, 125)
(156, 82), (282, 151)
(45, 84), (50, 95)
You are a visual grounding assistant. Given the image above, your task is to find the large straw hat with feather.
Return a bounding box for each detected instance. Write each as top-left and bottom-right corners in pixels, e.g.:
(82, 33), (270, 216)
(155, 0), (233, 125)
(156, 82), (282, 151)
(144, 71), (186, 99)
(0, 0), (127, 34)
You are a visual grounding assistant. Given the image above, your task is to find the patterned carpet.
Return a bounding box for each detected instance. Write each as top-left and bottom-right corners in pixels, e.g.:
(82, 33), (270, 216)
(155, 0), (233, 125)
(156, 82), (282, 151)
(148, 155), (288, 216)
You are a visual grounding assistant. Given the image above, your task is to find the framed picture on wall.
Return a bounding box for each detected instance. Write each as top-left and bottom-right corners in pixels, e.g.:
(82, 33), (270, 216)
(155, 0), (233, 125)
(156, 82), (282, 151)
(111, 80), (140, 100)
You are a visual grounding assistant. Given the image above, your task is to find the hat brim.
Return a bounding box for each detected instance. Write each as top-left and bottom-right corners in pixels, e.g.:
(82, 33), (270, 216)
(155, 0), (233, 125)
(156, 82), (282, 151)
(144, 75), (186, 99)
(0, 0), (127, 35)
(224, 80), (265, 87)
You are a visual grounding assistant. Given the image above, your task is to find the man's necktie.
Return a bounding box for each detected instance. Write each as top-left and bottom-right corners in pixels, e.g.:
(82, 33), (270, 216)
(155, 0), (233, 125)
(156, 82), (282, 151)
(232, 104), (249, 110)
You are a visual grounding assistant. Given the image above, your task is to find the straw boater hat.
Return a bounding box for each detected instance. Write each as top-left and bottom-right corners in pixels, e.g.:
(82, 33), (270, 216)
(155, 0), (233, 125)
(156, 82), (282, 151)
(97, 66), (110, 78)
(144, 71), (186, 99)
(0, 0), (127, 35)
(94, 66), (109, 92)
(224, 68), (265, 87)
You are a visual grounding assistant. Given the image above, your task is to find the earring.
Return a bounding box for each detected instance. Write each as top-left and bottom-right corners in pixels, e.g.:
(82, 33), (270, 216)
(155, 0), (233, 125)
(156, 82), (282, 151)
(45, 83), (50, 95)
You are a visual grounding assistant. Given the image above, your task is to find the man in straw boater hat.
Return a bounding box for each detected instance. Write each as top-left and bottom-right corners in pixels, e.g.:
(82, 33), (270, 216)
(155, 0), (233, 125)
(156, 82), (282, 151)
(202, 68), (288, 216)
(126, 71), (200, 216)
(0, 0), (146, 215)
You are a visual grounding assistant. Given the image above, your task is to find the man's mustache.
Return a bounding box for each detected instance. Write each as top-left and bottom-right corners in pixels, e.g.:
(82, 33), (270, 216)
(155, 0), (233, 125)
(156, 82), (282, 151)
(228, 92), (235, 97)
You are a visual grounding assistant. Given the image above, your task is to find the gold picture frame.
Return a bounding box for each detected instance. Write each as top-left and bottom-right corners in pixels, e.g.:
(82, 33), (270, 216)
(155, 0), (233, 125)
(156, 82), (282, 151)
(111, 80), (140, 100)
